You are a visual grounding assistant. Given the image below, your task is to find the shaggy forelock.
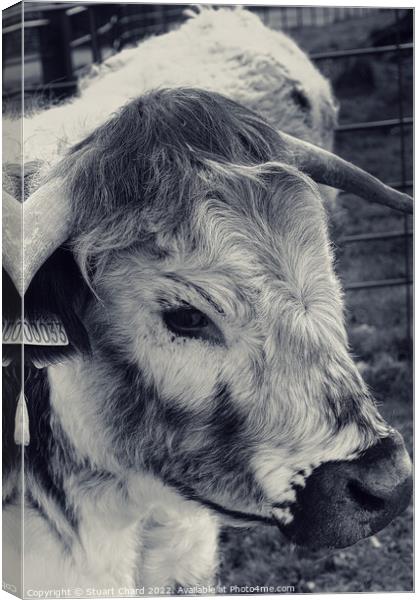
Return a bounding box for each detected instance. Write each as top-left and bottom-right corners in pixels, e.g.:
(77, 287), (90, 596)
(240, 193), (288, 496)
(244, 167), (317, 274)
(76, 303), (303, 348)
(51, 87), (320, 284)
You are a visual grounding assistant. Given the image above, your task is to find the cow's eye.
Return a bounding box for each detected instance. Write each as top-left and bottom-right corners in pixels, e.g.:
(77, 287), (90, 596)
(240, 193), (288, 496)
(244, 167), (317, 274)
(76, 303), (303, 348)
(162, 307), (223, 343)
(163, 307), (209, 332)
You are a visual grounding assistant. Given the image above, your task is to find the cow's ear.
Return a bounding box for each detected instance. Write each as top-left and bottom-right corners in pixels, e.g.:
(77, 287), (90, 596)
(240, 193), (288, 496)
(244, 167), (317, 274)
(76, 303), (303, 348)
(3, 248), (91, 369)
(22, 246), (91, 367)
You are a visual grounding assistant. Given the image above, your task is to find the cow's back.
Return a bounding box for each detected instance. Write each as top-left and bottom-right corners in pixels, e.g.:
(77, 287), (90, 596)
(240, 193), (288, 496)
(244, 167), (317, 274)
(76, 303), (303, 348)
(4, 8), (337, 187)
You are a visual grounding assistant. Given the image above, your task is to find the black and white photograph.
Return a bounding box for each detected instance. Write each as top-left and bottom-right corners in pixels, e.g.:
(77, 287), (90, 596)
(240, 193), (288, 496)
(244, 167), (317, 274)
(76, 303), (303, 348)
(2, 2), (414, 597)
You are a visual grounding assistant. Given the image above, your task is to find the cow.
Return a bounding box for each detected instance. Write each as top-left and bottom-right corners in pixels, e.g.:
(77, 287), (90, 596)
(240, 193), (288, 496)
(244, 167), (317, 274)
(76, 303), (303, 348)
(2, 7), (412, 596)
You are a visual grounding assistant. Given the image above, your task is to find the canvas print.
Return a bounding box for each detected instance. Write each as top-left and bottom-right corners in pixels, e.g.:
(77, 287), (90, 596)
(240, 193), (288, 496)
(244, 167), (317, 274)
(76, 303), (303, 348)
(2, 3), (413, 597)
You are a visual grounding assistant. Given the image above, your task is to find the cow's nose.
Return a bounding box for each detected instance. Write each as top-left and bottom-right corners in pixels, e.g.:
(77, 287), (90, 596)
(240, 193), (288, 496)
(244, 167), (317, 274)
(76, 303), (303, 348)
(346, 430), (412, 519)
(280, 430), (412, 549)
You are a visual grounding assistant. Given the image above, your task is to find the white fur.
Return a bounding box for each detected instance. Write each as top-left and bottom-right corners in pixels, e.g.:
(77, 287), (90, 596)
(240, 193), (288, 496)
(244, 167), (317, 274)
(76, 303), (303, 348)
(17, 469), (218, 596)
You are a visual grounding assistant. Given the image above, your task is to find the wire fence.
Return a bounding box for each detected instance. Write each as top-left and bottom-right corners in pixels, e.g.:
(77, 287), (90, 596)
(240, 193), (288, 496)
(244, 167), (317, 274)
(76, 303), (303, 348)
(307, 9), (412, 352)
(2, 4), (413, 348)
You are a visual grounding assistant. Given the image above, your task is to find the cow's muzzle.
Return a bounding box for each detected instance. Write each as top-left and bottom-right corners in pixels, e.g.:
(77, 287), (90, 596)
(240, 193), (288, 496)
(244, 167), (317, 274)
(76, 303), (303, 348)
(279, 430), (412, 549)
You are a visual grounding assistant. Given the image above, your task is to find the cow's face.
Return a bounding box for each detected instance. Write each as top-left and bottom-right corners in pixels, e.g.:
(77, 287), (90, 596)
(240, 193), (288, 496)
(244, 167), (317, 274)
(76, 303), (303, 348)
(72, 163), (410, 549)
(27, 89), (411, 549)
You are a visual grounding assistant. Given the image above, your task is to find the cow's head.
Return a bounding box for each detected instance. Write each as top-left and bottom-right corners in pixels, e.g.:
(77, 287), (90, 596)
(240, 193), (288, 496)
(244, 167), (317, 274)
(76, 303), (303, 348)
(4, 88), (412, 549)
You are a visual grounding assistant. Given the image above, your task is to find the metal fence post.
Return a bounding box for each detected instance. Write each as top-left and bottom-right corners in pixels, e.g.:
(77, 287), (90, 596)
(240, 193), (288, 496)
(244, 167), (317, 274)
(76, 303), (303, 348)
(115, 4), (128, 50)
(88, 6), (102, 64)
(38, 7), (74, 92)
(156, 5), (167, 33)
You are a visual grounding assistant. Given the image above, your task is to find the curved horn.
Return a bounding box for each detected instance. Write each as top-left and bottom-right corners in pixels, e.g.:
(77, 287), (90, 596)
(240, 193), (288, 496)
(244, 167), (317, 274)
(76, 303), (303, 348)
(3, 179), (71, 295)
(278, 132), (413, 214)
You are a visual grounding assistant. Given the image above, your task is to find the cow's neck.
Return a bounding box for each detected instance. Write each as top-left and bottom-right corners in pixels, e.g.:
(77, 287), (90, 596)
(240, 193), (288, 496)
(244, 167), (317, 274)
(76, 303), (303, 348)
(17, 365), (140, 588)
(14, 359), (218, 591)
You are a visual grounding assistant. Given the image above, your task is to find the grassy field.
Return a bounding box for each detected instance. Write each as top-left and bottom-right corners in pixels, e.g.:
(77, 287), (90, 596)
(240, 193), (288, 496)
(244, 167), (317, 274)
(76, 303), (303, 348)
(219, 9), (413, 593)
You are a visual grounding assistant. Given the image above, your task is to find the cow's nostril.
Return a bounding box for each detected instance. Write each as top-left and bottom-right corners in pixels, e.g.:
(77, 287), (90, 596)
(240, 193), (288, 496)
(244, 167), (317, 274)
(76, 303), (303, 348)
(347, 480), (386, 512)
(281, 432), (412, 549)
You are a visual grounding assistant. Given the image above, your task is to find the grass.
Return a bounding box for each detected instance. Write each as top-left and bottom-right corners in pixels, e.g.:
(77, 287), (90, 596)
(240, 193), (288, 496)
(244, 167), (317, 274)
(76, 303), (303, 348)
(218, 9), (413, 593)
